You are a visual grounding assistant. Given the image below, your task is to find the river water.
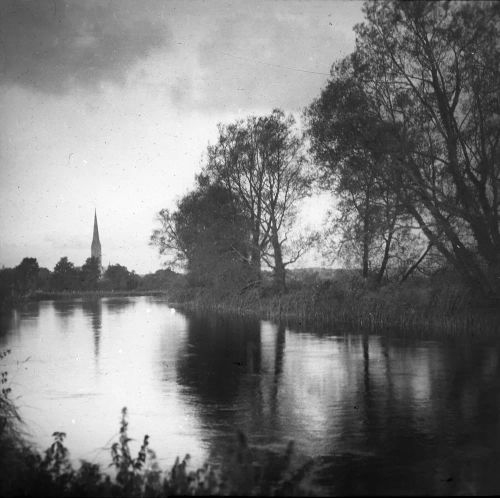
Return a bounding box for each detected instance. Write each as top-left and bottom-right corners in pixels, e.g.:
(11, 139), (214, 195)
(1, 296), (499, 494)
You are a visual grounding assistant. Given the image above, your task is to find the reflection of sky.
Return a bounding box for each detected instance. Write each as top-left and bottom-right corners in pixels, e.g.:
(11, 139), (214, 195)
(0, 304), (440, 463)
(2, 298), (500, 494)
(252, 331), (440, 458)
(1, 297), (206, 468)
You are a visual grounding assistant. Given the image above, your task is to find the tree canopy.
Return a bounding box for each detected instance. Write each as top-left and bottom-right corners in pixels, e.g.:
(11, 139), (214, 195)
(307, 0), (500, 294)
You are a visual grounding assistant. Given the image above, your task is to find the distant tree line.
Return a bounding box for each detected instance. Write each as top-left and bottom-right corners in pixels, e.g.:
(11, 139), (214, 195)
(152, 0), (500, 299)
(0, 256), (182, 304)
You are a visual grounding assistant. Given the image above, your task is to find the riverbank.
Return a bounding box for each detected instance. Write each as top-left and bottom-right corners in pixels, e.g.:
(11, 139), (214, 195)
(3, 271), (499, 337)
(171, 272), (500, 337)
(28, 289), (169, 301)
(0, 289), (170, 311)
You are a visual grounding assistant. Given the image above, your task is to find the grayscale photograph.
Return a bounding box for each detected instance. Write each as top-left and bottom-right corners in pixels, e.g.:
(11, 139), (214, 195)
(0, 0), (499, 495)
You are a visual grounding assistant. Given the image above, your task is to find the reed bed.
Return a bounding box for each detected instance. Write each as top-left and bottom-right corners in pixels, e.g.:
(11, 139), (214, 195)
(174, 278), (500, 338)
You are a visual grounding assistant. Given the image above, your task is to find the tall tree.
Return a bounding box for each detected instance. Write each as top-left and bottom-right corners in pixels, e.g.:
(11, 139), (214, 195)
(80, 257), (100, 291)
(206, 117), (269, 282)
(52, 257), (79, 291)
(151, 177), (253, 293)
(14, 257), (39, 294)
(349, 0), (500, 295)
(306, 69), (417, 282)
(103, 264), (138, 291)
(258, 110), (313, 291)
(207, 110), (312, 291)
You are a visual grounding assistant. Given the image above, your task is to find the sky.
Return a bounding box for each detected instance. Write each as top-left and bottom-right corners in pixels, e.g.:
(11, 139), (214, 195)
(0, 0), (364, 274)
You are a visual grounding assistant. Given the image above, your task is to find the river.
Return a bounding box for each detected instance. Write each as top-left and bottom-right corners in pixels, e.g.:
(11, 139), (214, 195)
(1, 295), (499, 494)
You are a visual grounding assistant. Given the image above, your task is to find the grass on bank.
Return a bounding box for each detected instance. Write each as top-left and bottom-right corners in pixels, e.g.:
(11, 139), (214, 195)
(3, 266), (499, 337)
(171, 269), (500, 337)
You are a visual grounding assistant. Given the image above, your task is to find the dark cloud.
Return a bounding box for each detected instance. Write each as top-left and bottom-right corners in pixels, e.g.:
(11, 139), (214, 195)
(0, 0), (170, 93)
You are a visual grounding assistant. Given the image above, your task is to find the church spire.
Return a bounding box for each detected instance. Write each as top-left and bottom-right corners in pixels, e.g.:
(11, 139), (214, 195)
(91, 209), (102, 267)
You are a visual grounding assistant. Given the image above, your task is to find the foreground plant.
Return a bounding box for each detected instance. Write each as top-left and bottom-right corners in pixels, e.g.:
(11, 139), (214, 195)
(0, 405), (315, 496)
(0, 349), (20, 438)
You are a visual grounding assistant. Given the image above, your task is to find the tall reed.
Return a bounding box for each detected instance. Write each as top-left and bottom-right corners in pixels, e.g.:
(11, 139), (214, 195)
(174, 277), (500, 338)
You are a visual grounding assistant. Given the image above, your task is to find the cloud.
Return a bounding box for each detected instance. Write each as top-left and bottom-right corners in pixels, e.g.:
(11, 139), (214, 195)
(177, 1), (361, 113)
(0, 0), (171, 93)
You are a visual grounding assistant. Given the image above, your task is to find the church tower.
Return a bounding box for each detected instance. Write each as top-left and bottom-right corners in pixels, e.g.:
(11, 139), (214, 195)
(91, 209), (102, 269)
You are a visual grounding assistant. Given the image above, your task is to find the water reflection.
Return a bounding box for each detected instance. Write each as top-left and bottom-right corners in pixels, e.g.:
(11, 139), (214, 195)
(176, 312), (262, 405)
(52, 300), (77, 315)
(103, 297), (135, 313)
(173, 313), (500, 494)
(1, 298), (499, 494)
(81, 299), (102, 361)
(0, 300), (41, 344)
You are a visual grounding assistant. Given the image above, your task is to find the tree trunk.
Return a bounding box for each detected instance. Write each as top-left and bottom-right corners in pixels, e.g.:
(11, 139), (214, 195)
(376, 230), (394, 284)
(407, 203), (494, 295)
(250, 226), (262, 284)
(270, 221), (286, 293)
(400, 241), (433, 283)
(362, 192), (371, 279)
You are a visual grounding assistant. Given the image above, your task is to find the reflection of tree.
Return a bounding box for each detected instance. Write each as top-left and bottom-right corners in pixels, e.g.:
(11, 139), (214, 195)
(361, 332), (376, 449)
(170, 312), (500, 494)
(362, 332), (370, 396)
(52, 300), (76, 331)
(430, 341), (500, 494)
(175, 312), (261, 407)
(103, 297), (133, 314)
(267, 323), (286, 426)
(326, 336), (500, 495)
(20, 300), (41, 318)
(2, 300), (41, 336)
(274, 323), (285, 378)
(82, 298), (102, 361)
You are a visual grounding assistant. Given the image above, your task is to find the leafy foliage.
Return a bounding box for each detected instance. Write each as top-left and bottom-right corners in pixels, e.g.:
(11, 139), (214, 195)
(354, 0), (500, 293)
(0, 349), (20, 439)
(102, 264), (139, 291)
(152, 177), (254, 295)
(52, 257), (80, 291)
(0, 405), (314, 496)
(0, 257), (181, 308)
(206, 109), (313, 291)
(14, 257), (40, 293)
(152, 109), (315, 294)
(306, 67), (420, 282)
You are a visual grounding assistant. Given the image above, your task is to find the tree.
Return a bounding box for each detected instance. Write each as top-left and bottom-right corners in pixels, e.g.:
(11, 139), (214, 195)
(14, 257), (39, 294)
(348, 0), (500, 295)
(306, 66), (419, 282)
(206, 117), (270, 282)
(37, 267), (51, 291)
(137, 268), (184, 291)
(152, 177), (253, 294)
(0, 267), (16, 304)
(257, 110), (313, 291)
(80, 257), (100, 291)
(52, 257), (79, 291)
(207, 110), (312, 291)
(103, 264), (138, 291)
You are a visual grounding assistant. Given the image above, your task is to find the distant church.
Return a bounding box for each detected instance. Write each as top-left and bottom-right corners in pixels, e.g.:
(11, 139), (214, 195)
(91, 209), (102, 269)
